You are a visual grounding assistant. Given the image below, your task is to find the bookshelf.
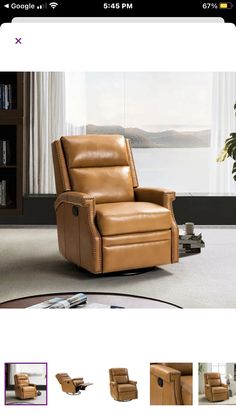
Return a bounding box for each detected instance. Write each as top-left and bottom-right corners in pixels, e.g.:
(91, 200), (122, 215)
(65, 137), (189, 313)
(0, 72), (27, 215)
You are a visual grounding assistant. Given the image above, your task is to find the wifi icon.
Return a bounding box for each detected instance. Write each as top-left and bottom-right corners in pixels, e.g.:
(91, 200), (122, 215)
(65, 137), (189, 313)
(49, 2), (58, 8)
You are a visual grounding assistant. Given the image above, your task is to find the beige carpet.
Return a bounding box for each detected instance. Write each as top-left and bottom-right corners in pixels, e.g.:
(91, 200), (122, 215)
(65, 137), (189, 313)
(199, 394), (236, 405)
(5, 390), (47, 405)
(0, 226), (236, 308)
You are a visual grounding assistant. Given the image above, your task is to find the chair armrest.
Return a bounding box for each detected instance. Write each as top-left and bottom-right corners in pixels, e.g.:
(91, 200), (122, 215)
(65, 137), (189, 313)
(134, 187), (176, 210)
(135, 187), (179, 263)
(150, 364), (181, 383)
(151, 364), (183, 404)
(110, 381), (119, 399)
(129, 380), (137, 385)
(55, 191), (96, 213)
(221, 384), (228, 388)
(205, 384), (211, 388)
(54, 190), (102, 273)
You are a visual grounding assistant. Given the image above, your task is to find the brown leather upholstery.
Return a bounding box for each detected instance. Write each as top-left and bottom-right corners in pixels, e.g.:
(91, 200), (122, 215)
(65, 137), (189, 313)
(109, 368), (138, 401)
(52, 135), (179, 273)
(150, 363), (193, 405)
(204, 372), (229, 402)
(96, 202), (172, 235)
(14, 374), (37, 400)
(56, 373), (92, 395)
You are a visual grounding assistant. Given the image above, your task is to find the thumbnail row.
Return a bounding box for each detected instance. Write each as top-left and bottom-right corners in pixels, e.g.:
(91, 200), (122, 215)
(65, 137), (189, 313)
(3, 362), (236, 406)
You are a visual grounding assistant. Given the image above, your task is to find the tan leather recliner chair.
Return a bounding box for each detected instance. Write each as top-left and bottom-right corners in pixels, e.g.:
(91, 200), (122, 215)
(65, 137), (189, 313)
(150, 363), (193, 405)
(204, 372), (229, 402)
(55, 373), (92, 395)
(109, 368), (138, 401)
(14, 373), (37, 400)
(52, 135), (179, 274)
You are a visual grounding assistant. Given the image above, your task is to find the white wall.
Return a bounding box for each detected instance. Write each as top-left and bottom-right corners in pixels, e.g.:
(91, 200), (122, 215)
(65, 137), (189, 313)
(9, 363), (47, 385)
(226, 364), (236, 395)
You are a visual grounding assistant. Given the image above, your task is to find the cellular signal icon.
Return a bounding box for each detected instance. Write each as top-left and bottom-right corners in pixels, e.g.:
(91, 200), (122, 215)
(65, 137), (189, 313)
(49, 2), (58, 8)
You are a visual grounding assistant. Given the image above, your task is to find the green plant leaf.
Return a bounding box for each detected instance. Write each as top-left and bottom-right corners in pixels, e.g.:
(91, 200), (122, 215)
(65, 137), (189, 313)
(233, 162), (236, 181)
(228, 142), (236, 159)
(225, 136), (235, 146)
(233, 148), (236, 160)
(216, 147), (229, 162)
(217, 104), (236, 182)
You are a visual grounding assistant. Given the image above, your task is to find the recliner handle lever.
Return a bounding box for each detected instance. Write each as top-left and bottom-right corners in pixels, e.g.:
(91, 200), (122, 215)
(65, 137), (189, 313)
(72, 206), (79, 216)
(157, 377), (164, 387)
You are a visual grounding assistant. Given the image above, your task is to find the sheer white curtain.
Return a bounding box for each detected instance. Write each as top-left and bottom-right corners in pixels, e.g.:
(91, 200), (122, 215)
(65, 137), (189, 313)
(29, 72), (86, 194)
(210, 73), (236, 194)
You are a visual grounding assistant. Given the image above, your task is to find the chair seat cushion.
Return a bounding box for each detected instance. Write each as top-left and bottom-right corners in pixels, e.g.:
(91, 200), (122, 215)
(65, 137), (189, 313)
(73, 379), (84, 386)
(22, 386), (36, 392)
(212, 386), (228, 394)
(118, 383), (137, 393)
(96, 202), (171, 236)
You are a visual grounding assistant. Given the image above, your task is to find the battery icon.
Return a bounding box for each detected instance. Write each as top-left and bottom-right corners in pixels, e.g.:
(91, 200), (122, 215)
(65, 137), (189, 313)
(219, 2), (233, 8)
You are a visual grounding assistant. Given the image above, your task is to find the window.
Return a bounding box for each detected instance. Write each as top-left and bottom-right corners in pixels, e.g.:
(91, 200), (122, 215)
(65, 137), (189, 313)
(85, 72), (213, 193)
(211, 363), (227, 383)
(29, 71), (236, 194)
(86, 72), (212, 149)
(84, 72), (213, 193)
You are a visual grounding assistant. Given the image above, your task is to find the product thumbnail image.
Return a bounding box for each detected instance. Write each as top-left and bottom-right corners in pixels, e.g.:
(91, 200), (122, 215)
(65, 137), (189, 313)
(5, 362), (47, 405)
(150, 363), (193, 405)
(56, 373), (93, 395)
(109, 368), (138, 401)
(198, 363), (236, 405)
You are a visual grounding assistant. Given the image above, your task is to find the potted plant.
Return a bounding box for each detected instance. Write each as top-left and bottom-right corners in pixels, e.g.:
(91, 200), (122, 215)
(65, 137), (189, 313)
(198, 363), (205, 394)
(217, 103), (236, 181)
(198, 363), (204, 374)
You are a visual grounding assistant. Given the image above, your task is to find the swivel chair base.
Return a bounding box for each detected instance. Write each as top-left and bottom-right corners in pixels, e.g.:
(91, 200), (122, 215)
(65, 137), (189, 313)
(67, 391), (81, 396)
(120, 399), (133, 402)
(66, 383), (93, 395)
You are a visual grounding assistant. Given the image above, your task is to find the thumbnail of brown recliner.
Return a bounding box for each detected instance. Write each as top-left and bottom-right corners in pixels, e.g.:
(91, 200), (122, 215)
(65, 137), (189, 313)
(56, 373), (92, 395)
(52, 135), (178, 274)
(150, 363), (193, 405)
(204, 372), (229, 402)
(14, 373), (38, 400)
(109, 368), (138, 401)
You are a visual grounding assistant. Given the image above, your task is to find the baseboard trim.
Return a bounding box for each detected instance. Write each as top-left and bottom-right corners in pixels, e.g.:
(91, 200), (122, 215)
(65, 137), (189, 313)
(174, 195), (236, 225)
(0, 194), (235, 225)
(7, 385), (47, 391)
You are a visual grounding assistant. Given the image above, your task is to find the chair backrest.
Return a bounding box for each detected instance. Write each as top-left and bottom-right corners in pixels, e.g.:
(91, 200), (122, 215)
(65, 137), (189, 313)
(204, 372), (221, 386)
(109, 368), (129, 384)
(55, 373), (71, 384)
(162, 363), (192, 376)
(14, 374), (30, 387)
(52, 135), (138, 203)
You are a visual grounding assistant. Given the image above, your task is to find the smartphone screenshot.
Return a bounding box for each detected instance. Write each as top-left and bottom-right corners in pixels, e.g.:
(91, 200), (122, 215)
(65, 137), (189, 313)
(0, 1), (236, 418)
